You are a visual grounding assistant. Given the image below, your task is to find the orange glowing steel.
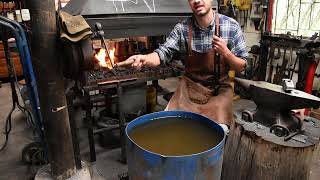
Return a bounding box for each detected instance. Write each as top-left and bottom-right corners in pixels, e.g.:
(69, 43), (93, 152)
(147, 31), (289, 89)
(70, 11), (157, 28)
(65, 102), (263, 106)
(94, 48), (113, 69)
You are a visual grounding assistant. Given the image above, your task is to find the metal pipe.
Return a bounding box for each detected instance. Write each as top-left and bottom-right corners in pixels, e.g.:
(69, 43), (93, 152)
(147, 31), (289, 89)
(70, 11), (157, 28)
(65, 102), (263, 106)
(29, 0), (76, 178)
(87, 107), (96, 162)
(118, 84), (126, 163)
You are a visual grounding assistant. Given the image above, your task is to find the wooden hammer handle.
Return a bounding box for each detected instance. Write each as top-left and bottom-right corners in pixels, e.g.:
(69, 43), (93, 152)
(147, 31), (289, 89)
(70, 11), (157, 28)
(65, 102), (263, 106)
(115, 59), (135, 67)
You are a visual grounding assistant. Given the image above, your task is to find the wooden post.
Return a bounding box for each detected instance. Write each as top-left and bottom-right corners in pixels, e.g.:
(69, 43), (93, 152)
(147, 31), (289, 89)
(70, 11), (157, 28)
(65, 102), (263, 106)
(222, 114), (319, 180)
(29, 0), (76, 179)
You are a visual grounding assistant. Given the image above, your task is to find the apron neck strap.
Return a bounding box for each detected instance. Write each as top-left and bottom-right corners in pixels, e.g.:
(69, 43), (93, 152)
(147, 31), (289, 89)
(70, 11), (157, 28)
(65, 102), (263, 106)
(188, 21), (193, 56)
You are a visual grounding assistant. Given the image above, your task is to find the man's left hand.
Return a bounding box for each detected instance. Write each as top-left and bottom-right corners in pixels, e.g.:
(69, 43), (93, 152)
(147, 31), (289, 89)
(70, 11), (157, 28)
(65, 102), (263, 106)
(213, 35), (232, 59)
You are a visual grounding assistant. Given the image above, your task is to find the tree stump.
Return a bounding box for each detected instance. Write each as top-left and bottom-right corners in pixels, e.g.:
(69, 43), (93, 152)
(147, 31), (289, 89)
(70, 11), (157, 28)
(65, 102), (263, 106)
(222, 113), (320, 180)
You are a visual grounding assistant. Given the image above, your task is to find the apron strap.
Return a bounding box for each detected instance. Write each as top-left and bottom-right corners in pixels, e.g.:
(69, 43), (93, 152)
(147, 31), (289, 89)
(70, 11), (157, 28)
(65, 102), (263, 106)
(188, 21), (193, 56)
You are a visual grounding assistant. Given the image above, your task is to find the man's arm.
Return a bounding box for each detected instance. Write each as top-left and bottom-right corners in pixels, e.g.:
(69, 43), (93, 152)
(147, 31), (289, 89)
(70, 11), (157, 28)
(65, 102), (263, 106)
(117, 23), (183, 68)
(120, 52), (160, 69)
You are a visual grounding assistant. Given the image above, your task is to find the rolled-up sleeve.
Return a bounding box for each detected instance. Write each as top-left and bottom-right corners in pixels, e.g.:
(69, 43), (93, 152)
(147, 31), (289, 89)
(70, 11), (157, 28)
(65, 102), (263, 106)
(230, 23), (248, 60)
(154, 23), (183, 64)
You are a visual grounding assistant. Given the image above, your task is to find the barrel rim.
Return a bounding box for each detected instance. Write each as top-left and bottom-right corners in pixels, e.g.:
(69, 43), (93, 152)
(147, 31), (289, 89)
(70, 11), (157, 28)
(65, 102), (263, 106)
(125, 110), (226, 158)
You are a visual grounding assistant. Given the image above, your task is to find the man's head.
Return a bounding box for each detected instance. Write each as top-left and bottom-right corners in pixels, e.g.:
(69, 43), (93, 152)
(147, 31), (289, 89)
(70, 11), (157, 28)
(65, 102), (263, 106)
(188, 0), (212, 16)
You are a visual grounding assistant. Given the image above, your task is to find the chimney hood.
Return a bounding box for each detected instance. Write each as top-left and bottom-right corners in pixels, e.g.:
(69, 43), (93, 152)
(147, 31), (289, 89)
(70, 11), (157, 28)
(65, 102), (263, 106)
(62, 0), (193, 38)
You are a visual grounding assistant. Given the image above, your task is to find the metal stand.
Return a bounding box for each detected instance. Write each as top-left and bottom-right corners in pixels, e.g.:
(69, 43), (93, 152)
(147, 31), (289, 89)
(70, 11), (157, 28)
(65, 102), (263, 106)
(85, 95), (96, 162)
(66, 91), (82, 169)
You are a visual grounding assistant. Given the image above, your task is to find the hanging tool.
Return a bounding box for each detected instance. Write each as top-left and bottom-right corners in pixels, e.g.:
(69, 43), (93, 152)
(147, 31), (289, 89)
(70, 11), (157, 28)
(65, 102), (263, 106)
(274, 47), (281, 60)
(266, 44), (275, 82)
(290, 53), (299, 79)
(286, 47), (294, 79)
(235, 0), (251, 30)
(273, 46), (288, 84)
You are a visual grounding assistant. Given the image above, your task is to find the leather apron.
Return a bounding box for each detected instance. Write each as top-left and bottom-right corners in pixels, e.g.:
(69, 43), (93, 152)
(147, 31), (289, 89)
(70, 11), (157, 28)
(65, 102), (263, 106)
(166, 14), (234, 125)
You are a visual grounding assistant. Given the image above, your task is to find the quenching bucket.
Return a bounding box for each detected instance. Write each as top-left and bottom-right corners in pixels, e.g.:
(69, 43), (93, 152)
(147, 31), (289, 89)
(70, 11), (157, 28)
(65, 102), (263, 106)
(126, 111), (226, 180)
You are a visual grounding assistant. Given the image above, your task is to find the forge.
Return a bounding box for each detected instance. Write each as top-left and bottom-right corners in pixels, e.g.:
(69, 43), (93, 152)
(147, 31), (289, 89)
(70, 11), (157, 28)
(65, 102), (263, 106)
(59, 0), (191, 165)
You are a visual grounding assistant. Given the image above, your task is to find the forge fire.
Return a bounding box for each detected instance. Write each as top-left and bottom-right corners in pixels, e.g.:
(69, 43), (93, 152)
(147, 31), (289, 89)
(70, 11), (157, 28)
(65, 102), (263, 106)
(94, 48), (116, 69)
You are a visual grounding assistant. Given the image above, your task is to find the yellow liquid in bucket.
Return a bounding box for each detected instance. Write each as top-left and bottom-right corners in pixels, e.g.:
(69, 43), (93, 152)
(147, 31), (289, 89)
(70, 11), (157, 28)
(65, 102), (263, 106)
(129, 117), (223, 156)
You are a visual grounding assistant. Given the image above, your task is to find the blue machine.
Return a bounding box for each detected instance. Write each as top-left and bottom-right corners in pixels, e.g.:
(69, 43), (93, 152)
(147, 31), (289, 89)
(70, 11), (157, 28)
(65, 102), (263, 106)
(126, 111), (226, 180)
(0, 15), (44, 144)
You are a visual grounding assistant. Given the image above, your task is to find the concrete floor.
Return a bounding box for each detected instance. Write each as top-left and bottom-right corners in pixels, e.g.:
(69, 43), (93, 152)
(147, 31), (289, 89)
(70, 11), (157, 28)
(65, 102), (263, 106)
(0, 78), (320, 179)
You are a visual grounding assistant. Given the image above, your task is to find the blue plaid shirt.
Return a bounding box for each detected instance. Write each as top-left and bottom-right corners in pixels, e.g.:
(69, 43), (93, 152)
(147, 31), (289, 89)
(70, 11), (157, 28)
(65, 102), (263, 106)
(154, 13), (248, 64)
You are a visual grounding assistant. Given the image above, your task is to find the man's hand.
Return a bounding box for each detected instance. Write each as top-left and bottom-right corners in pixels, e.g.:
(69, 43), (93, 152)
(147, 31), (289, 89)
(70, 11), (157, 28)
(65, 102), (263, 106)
(212, 35), (246, 72)
(115, 52), (161, 69)
(116, 54), (147, 69)
(212, 35), (232, 59)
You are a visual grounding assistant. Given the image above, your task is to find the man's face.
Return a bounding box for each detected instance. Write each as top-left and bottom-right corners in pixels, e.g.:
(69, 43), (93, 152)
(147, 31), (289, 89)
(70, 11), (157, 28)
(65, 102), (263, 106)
(188, 0), (212, 16)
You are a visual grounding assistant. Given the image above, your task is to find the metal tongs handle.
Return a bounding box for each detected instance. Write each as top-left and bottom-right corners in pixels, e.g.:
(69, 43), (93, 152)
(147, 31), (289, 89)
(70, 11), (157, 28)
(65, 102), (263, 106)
(115, 59), (135, 67)
(94, 22), (115, 68)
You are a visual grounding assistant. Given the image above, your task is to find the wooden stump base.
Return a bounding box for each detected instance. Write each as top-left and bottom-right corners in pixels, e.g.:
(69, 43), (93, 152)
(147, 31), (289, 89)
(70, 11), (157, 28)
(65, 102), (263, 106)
(222, 113), (320, 180)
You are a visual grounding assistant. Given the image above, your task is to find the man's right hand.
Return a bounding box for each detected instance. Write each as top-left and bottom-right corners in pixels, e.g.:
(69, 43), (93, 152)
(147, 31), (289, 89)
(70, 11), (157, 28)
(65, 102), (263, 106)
(116, 54), (147, 69)
(116, 52), (161, 68)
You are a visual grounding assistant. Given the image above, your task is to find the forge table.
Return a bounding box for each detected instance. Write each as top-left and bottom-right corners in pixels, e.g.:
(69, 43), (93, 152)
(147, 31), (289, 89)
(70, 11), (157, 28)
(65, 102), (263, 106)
(71, 64), (183, 163)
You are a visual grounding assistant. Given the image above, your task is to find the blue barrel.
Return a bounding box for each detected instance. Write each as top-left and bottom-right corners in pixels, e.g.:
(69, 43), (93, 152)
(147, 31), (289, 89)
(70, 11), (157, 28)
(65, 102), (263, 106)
(126, 111), (226, 180)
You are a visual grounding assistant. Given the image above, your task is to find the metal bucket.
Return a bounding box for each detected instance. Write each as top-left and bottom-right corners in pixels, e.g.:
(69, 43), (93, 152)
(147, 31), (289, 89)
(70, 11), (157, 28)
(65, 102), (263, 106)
(126, 111), (226, 180)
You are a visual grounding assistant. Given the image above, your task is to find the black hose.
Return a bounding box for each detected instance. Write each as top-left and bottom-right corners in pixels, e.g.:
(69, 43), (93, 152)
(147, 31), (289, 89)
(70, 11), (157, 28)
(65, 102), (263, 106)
(0, 103), (15, 151)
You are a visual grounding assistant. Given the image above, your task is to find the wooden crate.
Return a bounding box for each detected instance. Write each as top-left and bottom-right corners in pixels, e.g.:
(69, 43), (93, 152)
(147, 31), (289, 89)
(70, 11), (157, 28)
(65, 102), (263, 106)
(0, 42), (23, 78)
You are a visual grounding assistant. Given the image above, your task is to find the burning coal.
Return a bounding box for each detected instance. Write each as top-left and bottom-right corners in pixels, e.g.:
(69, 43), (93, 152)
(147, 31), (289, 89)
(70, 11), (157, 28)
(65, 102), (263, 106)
(94, 48), (116, 70)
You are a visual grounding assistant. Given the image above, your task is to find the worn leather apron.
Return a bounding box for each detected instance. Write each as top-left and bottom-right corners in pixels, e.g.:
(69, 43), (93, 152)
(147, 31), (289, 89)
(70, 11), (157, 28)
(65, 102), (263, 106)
(166, 14), (234, 125)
